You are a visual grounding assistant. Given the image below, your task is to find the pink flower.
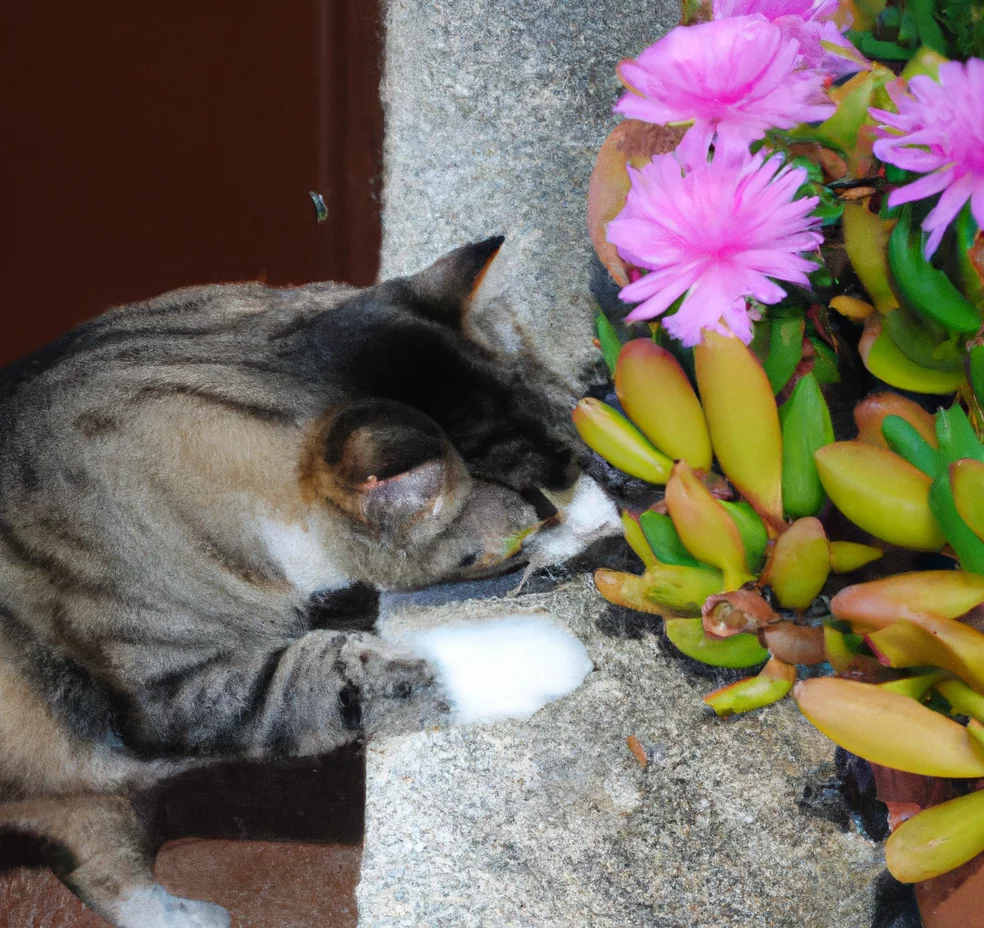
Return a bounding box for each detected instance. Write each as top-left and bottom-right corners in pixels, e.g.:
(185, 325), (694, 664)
(614, 16), (835, 162)
(713, 0), (866, 76)
(606, 140), (824, 347)
(871, 59), (984, 258)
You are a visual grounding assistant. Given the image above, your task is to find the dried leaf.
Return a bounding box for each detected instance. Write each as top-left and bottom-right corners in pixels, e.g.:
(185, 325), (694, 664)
(587, 120), (686, 287)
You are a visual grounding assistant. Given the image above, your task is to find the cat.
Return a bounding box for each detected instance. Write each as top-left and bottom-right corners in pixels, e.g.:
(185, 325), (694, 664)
(0, 237), (616, 927)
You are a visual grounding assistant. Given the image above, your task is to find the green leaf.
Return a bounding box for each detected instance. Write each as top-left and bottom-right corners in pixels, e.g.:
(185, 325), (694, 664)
(846, 29), (916, 59)
(781, 372), (835, 518)
(884, 163), (913, 186)
(877, 5), (902, 32)
(940, 0), (984, 57)
(907, 0), (951, 55)
(764, 316), (805, 394)
(719, 500), (769, 573)
(595, 312), (623, 376)
(882, 414), (941, 477)
(810, 337), (841, 385)
(664, 618), (769, 669)
(899, 5), (919, 44)
(639, 511), (704, 569)
(936, 406), (984, 465)
(970, 344), (984, 411)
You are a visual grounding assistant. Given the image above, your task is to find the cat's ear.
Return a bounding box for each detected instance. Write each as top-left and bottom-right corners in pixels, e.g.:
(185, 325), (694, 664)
(302, 399), (465, 540)
(405, 236), (504, 329)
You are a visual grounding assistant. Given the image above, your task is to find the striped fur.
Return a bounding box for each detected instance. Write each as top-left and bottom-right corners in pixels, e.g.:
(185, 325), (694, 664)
(0, 239), (582, 926)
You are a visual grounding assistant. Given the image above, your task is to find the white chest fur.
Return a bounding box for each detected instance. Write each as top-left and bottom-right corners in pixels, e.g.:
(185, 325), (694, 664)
(258, 516), (349, 594)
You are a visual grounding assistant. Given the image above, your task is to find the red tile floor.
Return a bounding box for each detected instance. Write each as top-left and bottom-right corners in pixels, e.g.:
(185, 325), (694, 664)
(0, 748), (364, 928)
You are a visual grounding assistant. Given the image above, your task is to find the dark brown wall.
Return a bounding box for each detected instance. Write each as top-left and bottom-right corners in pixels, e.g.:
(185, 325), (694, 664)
(0, 1), (383, 367)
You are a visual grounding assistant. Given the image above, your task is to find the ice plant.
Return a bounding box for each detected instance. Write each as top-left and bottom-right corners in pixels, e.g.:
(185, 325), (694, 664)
(584, 0), (984, 896)
(871, 58), (984, 257)
(614, 15), (835, 162)
(606, 140), (824, 345)
(712, 0), (864, 76)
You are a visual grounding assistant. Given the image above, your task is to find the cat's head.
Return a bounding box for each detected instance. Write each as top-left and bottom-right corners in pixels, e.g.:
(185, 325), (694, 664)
(299, 238), (619, 589)
(300, 396), (548, 588)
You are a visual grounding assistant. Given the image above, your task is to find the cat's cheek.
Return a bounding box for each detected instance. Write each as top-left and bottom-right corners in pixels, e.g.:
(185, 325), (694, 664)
(403, 615), (593, 724)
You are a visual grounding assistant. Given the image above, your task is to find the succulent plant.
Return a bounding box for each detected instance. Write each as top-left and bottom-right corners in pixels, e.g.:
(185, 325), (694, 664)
(583, 0), (984, 887)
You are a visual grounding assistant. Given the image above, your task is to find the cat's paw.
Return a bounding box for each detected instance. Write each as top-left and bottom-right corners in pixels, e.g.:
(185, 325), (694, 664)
(115, 886), (230, 928)
(341, 635), (439, 697)
(340, 635), (450, 733)
(406, 615), (592, 723)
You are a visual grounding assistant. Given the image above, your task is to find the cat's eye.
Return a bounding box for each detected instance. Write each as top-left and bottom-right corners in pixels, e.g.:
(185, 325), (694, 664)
(458, 552), (479, 569)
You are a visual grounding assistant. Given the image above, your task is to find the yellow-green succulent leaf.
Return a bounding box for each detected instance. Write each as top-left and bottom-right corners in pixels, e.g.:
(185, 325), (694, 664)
(824, 625), (861, 673)
(879, 672), (949, 700)
(694, 330), (784, 529)
(620, 511), (659, 568)
(815, 442), (945, 550)
(762, 517), (830, 609)
(794, 677), (984, 778)
(702, 657), (796, 716)
(867, 617), (984, 693)
(841, 200), (897, 315)
(638, 562), (726, 615)
(594, 569), (669, 616)
(900, 46), (948, 81)
(614, 339), (713, 471)
(970, 720), (984, 751)
(665, 461), (753, 591)
(664, 617), (769, 668)
(886, 789), (984, 883)
(572, 398), (673, 484)
(951, 459), (984, 544)
(830, 295), (875, 322)
(936, 678), (984, 724)
(594, 563), (725, 618)
(832, 571), (984, 629)
(859, 318), (967, 394)
(854, 392), (939, 450)
(829, 540), (884, 573)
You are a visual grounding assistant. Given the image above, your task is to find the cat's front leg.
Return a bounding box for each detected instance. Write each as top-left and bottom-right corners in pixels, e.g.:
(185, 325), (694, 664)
(330, 633), (452, 737)
(122, 618), (591, 759)
(120, 629), (450, 758)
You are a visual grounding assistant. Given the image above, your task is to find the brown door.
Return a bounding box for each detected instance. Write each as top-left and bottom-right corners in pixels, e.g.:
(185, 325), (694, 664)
(0, 4), (380, 924)
(0, 0), (383, 367)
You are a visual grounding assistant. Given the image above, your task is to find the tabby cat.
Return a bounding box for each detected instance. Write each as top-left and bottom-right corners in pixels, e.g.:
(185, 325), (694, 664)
(0, 238), (610, 927)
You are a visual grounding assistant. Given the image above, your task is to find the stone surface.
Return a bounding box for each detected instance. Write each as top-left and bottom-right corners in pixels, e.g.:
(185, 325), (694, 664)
(378, 0), (681, 393)
(362, 2), (886, 925)
(359, 579), (883, 928)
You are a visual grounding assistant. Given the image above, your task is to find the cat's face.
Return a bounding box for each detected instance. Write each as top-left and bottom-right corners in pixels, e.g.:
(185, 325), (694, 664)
(299, 395), (563, 590)
(295, 238), (590, 590)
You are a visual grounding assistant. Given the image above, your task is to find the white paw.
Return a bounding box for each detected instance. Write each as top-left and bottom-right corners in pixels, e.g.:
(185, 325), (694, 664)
(406, 615), (592, 723)
(116, 886), (231, 928)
